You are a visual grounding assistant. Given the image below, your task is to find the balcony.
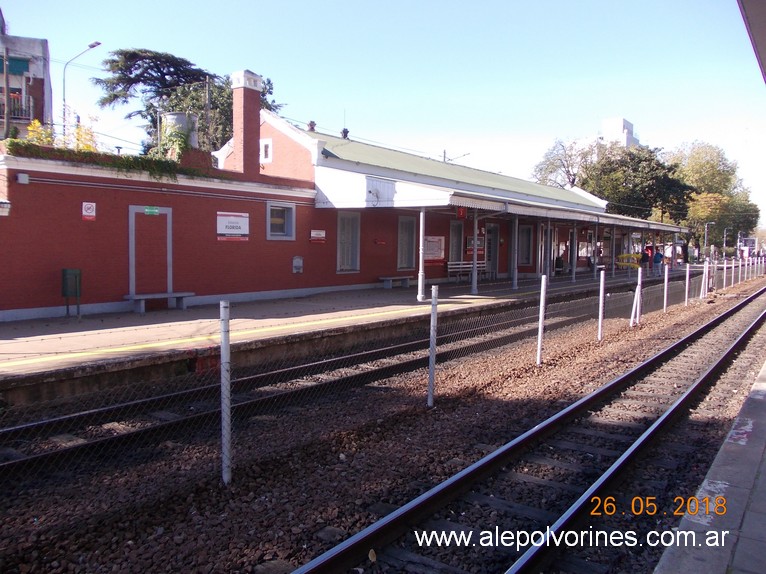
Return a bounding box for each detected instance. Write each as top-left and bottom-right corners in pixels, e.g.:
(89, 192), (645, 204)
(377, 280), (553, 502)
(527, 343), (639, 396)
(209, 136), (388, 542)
(0, 95), (33, 121)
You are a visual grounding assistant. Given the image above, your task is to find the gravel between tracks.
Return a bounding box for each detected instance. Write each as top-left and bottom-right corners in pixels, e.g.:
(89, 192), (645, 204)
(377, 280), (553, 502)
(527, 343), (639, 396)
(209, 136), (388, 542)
(1, 279), (764, 574)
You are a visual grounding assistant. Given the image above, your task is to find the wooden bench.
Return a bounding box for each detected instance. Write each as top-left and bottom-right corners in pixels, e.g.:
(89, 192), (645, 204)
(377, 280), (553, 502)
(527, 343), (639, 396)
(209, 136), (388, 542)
(124, 292), (195, 314)
(379, 276), (413, 289)
(447, 260), (487, 282)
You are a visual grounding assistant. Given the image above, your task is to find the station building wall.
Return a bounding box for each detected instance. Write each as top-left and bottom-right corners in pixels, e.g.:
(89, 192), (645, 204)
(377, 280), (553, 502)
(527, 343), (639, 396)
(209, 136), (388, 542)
(3, 161), (522, 319)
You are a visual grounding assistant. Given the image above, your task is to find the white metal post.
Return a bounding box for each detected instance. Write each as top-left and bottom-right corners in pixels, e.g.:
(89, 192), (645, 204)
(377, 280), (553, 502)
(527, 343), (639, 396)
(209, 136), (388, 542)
(630, 266), (643, 327)
(417, 207), (426, 302)
(739, 258), (742, 284)
(663, 263), (669, 313)
(713, 260), (718, 291)
(220, 301), (232, 486)
(636, 265), (643, 321)
(536, 275), (548, 366)
(699, 260), (708, 299)
(723, 258), (727, 290)
(685, 263), (690, 306)
(597, 269), (605, 341)
(732, 257), (736, 286)
(427, 285), (438, 408)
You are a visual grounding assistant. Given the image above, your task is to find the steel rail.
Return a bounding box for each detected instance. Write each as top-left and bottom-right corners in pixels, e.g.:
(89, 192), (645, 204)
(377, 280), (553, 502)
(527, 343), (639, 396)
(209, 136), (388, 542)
(291, 286), (766, 574)
(0, 304), (540, 442)
(0, 310), (588, 477)
(507, 302), (766, 573)
(0, 305), (578, 447)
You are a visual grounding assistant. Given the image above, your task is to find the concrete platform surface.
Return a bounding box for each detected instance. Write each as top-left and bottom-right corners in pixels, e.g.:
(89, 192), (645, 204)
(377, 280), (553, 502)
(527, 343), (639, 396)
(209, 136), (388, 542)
(0, 273), (637, 378)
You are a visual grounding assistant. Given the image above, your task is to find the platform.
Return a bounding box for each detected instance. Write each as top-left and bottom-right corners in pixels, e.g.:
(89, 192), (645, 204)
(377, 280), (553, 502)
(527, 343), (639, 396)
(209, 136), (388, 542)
(0, 272), (647, 378)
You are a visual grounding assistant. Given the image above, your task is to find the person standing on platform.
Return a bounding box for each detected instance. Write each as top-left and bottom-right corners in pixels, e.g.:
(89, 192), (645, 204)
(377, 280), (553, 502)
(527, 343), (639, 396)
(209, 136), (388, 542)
(653, 248), (663, 277)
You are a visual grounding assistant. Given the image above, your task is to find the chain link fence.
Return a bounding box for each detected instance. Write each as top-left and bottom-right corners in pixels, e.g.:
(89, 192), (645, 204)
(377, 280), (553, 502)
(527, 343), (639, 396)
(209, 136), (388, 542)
(0, 260), (762, 498)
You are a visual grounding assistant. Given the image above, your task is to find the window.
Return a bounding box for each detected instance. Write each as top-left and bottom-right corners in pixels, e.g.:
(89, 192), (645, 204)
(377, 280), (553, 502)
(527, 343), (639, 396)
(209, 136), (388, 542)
(260, 138), (273, 164)
(518, 225), (533, 265)
(398, 216), (416, 269)
(337, 212), (360, 272)
(267, 201), (295, 240)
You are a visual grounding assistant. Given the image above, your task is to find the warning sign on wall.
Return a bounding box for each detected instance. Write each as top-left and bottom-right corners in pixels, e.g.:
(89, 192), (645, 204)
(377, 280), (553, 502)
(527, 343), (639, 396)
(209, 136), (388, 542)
(82, 202), (96, 221)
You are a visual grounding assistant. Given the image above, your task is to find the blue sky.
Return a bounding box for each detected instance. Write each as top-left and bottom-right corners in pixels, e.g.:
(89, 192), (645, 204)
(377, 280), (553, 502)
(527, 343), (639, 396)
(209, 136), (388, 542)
(6, 1), (766, 223)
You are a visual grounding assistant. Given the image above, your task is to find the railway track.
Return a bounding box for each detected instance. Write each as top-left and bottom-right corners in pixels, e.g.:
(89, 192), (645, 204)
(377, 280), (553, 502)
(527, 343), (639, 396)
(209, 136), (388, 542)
(0, 298), (592, 476)
(291, 286), (766, 574)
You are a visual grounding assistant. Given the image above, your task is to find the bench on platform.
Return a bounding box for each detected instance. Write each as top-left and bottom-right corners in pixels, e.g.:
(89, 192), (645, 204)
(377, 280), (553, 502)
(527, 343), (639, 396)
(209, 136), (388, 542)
(447, 260), (487, 282)
(124, 292), (195, 314)
(379, 276), (413, 289)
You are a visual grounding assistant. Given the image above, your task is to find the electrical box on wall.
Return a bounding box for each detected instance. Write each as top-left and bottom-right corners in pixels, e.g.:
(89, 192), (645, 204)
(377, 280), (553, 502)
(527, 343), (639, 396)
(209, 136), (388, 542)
(292, 256), (304, 274)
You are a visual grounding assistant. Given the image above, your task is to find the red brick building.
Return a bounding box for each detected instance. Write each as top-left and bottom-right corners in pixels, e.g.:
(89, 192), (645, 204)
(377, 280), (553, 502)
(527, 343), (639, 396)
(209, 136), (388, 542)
(0, 69), (683, 321)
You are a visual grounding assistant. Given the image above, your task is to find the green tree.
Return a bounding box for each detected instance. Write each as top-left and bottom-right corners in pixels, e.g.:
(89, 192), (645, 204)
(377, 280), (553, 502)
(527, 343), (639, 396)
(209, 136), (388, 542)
(666, 142), (738, 197)
(580, 145), (693, 223)
(93, 48), (212, 113)
(667, 142), (760, 249)
(94, 49), (283, 153)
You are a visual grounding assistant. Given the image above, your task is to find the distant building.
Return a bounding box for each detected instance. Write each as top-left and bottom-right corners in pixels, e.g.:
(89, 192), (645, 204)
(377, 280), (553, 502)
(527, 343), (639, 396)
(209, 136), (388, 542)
(599, 118), (640, 147)
(0, 9), (52, 138)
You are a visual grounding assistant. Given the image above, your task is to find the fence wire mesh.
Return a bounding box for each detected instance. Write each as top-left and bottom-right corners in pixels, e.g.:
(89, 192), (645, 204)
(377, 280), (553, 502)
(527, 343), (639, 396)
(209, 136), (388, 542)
(0, 263), (760, 504)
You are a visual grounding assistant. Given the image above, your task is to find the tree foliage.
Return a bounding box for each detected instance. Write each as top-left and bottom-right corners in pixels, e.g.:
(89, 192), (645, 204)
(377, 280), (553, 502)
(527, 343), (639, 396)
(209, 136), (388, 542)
(665, 142), (738, 197)
(532, 139), (594, 188)
(580, 144), (693, 223)
(666, 142), (760, 249)
(93, 49), (212, 113)
(94, 49), (284, 153)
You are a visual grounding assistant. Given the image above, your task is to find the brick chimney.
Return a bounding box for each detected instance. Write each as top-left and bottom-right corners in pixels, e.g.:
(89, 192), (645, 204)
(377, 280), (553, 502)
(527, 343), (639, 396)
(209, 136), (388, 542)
(224, 69), (263, 177)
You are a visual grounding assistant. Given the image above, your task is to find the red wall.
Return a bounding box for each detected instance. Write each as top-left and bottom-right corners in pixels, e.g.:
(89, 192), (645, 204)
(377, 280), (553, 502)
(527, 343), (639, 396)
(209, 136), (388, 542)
(2, 166), (492, 313)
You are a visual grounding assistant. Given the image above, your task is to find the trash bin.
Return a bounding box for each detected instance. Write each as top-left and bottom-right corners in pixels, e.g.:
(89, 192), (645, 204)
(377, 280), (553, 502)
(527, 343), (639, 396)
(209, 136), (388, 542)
(62, 268), (81, 317)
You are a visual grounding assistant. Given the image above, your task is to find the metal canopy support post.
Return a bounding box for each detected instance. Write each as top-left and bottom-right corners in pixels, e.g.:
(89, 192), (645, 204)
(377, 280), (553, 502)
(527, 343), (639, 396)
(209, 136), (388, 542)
(511, 215), (519, 290)
(544, 219), (550, 277)
(571, 224), (577, 283)
(471, 209), (479, 295)
(593, 221), (599, 279)
(611, 225), (616, 278)
(417, 207), (426, 302)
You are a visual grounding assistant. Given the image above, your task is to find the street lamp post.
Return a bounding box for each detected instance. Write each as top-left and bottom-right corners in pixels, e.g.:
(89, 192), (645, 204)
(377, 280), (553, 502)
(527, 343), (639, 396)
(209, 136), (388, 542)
(62, 41), (101, 139)
(703, 221), (715, 261)
(723, 228), (729, 256)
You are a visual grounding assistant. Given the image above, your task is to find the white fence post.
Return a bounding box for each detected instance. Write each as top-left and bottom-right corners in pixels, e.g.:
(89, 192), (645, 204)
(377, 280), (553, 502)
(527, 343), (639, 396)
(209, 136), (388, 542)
(427, 285), (438, 408)
(630, 266), (643, 327)
(663, 263), (669, 313)
(536, 275), (548, 366)
(723, 258), (727, 290)
(220, 301), (232, 486)
(597, 269), (605, 342)
(699, 260), (709, 299)
(685, 263), (690, 306)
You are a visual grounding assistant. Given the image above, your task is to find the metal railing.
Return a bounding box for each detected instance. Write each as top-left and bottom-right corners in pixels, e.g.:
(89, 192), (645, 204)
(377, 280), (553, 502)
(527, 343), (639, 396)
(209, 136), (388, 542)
(0, 94), (33, 120)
